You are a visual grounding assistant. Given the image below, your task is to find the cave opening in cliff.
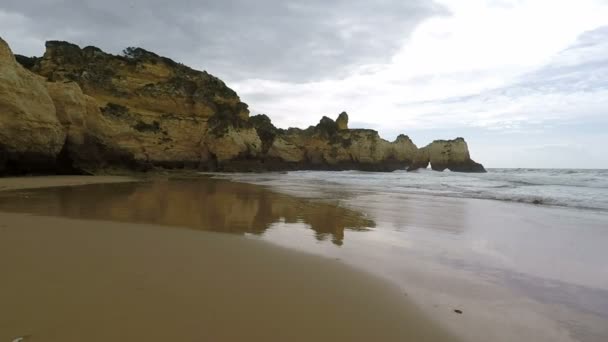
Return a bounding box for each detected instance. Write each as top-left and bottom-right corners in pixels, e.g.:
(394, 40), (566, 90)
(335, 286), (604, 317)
(55, 139), (87, 175)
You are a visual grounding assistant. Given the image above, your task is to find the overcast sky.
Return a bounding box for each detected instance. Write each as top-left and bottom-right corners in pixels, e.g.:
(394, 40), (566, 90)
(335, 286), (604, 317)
(2, 0), (607, 168)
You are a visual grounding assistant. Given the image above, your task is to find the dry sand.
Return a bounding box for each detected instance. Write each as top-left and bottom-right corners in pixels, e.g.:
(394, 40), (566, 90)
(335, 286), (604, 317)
(0, 176), (456, 342)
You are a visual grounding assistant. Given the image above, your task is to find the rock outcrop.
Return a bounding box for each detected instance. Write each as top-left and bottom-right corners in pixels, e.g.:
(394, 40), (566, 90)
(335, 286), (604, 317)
(407, 138), (486, 172)
(1, 38), (485, 174)
(336, 111), (349, 130)
(0, 38), (66, 174)
(27, 40), (250, 171)
(257, 116), (420, 171)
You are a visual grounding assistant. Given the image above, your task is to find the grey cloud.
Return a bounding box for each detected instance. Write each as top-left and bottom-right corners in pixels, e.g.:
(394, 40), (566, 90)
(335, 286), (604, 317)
(0, 0), (445, 82)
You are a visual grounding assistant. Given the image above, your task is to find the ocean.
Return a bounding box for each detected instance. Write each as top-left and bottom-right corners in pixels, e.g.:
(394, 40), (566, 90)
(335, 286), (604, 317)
(212, 168), (608, 341)
(216, 168), (608, 212)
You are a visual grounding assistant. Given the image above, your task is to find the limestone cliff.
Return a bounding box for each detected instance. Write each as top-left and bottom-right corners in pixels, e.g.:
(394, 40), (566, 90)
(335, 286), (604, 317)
(27, 40), (251, 171)
(258, 113), (420, 171)
(0, 38), (66, 174)
(1, 38), (485, 174)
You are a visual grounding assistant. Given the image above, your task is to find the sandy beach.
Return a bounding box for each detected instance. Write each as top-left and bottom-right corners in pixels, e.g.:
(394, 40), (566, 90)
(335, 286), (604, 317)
(0, 176), (456, 342)
(0, 175), (138, 191)
(2, 174), (607, 342)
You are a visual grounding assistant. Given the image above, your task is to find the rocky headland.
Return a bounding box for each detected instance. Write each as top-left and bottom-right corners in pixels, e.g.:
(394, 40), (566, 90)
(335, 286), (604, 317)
(0, 37), (485, 175)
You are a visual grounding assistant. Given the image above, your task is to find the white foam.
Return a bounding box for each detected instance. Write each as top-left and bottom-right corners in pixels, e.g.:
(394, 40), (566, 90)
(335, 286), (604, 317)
(214, 169), (608, 212)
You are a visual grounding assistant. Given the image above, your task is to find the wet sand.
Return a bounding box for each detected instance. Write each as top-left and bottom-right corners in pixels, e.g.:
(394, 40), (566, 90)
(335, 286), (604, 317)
(0, 177), (455, 342)
(5, 176), (603, 342)
(0, 175), (137, 191)
(223, 173), (608, 342)
(3, 175), (607, 341)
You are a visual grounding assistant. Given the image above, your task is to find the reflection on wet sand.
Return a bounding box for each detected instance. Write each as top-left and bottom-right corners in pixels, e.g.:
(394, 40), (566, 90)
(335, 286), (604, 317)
(0, 178), (374, 245)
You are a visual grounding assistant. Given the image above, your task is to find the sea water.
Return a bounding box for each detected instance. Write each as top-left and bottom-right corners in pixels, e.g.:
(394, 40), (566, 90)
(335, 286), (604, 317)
(216, 168), (608, 212)
(213, 168), (608, 341)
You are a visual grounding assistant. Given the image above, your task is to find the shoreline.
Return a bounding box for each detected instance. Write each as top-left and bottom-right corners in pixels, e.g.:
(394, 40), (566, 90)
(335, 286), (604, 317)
(0, 175), (139, 191)
(2, 173), (606, 342)
(209, 169), (608, 213)
(0, 175), (456, 342)
(206, 172), (608, 342)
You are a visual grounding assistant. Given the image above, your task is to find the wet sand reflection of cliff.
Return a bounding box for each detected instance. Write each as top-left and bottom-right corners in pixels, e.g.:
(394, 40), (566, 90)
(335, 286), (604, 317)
(0, 179), (375, 245)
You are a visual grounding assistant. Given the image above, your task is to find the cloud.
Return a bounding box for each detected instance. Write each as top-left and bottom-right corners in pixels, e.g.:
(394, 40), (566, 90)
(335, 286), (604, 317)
(1, 0), (607, 167)
(231, 1), (608, 135)
(0, 0), (444, 82)
(406, 23), (608, 131)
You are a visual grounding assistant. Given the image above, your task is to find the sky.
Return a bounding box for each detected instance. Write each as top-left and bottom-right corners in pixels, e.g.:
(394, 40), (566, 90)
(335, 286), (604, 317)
(1, 0), (607, 168)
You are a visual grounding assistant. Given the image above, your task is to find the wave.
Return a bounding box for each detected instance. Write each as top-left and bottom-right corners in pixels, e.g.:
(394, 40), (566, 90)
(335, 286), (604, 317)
(213, 168), (608, 212)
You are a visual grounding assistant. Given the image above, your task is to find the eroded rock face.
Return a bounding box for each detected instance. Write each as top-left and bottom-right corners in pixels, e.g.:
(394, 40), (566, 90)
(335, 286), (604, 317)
(0, 38), (66, 174)
(45, 81), (142, 172)
(26, 40), (253, 171)
(204, 127), (262, 165)
(262, 115), (419, 171)
(2, 37), (486, 173)
(336, 111), (349, 130)
(35, 42), (248, 120)
(407, 138), (486, 172)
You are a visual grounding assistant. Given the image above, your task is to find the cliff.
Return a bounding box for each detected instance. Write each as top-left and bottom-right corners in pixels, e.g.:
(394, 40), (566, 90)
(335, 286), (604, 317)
(0, 39), (66, 173)
(1, 37), (485, 174)
(250, 113), (420, 172)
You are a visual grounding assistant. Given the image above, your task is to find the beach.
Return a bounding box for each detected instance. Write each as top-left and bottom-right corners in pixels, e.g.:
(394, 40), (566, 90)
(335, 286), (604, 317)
(0, 176), (455, 342)
(1, 172), (607, 342)
(2, 2), (606, 340)
(0, 175), (137, 191)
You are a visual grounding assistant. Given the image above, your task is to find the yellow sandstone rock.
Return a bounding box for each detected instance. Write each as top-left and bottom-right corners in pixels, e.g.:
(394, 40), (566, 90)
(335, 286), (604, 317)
(1, 37), (485, 174)
(0, 37), (66, 173)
